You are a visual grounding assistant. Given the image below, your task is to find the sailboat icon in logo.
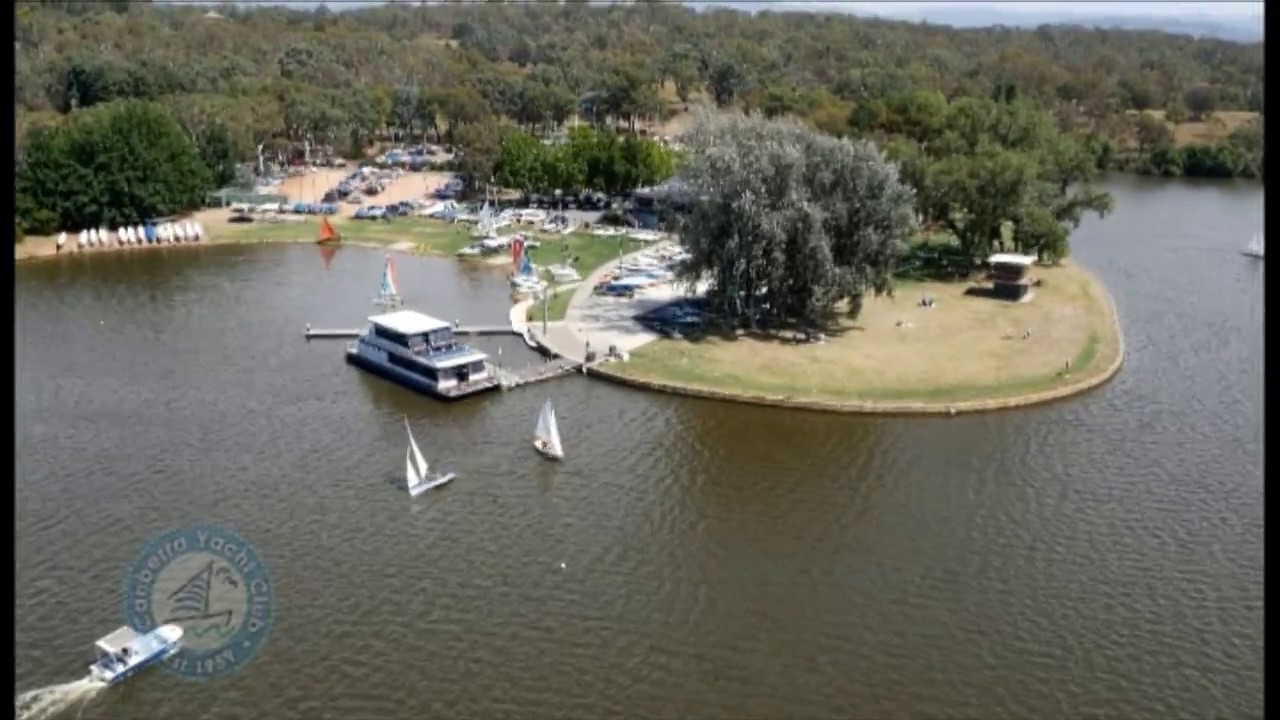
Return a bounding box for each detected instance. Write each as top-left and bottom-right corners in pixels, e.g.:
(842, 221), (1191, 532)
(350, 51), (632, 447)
(163, 560), (239, 641)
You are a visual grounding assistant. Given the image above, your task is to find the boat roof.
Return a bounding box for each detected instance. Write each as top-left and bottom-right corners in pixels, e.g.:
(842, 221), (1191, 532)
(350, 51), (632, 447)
(987, 253), (1037, 267)
(96, 626), (141, 653)
(428, 348), (489, 369)
(368, 310), (451, 335)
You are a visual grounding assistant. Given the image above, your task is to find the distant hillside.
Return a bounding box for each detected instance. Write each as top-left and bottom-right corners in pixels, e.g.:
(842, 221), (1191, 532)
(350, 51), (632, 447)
(688, 2), (1264, 43)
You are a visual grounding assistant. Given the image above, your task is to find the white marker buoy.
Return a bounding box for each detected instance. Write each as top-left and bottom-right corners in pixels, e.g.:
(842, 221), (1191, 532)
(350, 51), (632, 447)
(559, 562), (567, 569)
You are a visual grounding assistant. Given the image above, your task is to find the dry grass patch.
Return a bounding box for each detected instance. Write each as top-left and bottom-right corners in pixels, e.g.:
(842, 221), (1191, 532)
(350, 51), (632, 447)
(614, 263), (1121, 405)
(1141, 110), (1259, 147)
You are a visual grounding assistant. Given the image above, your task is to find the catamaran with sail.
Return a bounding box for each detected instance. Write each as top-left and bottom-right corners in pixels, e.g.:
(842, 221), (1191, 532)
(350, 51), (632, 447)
(87, 625), (184, 686)
(1242, 233), (1264, 259)
(533, 399), (565, 461)
(404, 417), (456, 495)
(373, 254), (404, 307)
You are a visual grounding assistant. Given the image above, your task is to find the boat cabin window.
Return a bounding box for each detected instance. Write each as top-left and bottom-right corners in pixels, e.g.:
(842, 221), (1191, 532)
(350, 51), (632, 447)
(387, 353), (438, 382)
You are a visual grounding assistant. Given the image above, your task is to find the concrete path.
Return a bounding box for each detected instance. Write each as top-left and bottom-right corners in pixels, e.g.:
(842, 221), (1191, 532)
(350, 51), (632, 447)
(535, 243), (699, 361)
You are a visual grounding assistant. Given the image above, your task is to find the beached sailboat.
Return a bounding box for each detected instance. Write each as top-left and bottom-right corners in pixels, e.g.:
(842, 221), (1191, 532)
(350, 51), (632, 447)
(373, 254), (403, 307)
(316, 216), (340, 245)
(510, 239), (548, 294)
(533, 399), (564, 461)
(404, 417), (456, 496)
(1242, 233), (1264, 259)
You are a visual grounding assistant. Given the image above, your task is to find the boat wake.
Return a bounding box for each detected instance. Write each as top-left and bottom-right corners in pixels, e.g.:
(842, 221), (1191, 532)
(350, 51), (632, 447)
(15, 676), (106, 720)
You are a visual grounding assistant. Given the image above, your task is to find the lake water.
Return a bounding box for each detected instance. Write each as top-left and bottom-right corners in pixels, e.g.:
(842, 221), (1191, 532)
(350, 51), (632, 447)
(15, 176), (1264, 720)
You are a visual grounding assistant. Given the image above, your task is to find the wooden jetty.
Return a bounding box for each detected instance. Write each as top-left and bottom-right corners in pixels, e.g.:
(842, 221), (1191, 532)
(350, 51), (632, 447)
(496, 357), (614, 390)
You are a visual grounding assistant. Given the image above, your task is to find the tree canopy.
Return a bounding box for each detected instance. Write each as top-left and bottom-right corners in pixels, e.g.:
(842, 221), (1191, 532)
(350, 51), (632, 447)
(14, 2), (1263, 168)
(17, 100), (211, 235)
(495, 127), (678, 196)
(12, 1), (1263, 234)
(676, 111), (918, 329)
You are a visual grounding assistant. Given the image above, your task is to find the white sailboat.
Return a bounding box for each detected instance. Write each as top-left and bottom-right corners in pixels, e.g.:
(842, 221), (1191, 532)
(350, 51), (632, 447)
(533, 399), (564, 461)
(373, 254), (403, 307)
(1242, 233), (1264, 259)
(404, 417), (456, 496)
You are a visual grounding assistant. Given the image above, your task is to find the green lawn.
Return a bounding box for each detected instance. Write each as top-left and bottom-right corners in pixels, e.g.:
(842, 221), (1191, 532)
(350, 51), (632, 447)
(522, 232), (647, 285)
(525, 285), (577, 323)
(213, 217), (478, 255)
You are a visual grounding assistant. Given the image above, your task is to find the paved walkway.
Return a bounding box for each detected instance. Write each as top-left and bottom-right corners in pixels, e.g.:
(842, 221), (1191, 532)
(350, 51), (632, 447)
(532, 242), (700, 362)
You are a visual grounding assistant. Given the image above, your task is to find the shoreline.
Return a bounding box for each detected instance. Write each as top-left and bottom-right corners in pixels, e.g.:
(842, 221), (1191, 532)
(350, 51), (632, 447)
(19, 222), (1127, 416)
(578, 266), (1126, 416)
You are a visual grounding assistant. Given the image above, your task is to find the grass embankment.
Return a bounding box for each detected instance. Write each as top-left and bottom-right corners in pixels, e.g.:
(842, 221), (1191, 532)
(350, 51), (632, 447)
(211, 216), (477, 255)
(609, 262), (1122, 408)
(524, 235), (648, 322)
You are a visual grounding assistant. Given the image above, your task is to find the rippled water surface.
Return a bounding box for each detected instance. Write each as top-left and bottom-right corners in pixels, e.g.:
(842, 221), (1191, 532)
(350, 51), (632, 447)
(16, 177), (1264, 719)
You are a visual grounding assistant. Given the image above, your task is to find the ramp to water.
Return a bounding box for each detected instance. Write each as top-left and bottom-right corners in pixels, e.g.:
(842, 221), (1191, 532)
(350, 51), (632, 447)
(15, 676), (107, 720)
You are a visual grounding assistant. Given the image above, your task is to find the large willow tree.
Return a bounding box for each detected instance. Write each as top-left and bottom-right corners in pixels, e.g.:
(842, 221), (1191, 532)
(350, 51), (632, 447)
(676, 111), (918, 328)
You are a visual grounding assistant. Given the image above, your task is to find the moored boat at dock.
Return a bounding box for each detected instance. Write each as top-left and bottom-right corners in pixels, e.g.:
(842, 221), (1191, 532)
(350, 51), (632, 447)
(345, 310), (500, 400)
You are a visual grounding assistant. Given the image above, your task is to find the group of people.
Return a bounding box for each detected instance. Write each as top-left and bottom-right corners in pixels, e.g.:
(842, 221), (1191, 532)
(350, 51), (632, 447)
(55, 220), (206, 254)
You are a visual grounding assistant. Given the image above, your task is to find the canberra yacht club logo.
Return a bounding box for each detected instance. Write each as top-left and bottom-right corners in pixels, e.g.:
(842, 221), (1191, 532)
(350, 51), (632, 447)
(122, 524), (273, 679)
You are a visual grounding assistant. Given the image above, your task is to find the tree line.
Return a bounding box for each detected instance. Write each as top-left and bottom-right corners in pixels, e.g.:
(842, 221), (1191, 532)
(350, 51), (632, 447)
(14, 1), (1259, 236)
(16, 2), (1263, 163)
(495, 128), (678, 197)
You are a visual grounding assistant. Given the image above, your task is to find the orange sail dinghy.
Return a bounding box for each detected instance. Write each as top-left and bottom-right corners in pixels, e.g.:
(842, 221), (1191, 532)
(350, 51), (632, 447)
(316, 217), (341, 245)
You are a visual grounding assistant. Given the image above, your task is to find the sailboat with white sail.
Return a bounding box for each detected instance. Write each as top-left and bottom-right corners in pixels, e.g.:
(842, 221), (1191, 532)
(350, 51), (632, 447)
(373, 254), (404, 307)
(403, 417), (455, 496)
(1242, 233), (1264, 259)
(533, 399), (564, 461)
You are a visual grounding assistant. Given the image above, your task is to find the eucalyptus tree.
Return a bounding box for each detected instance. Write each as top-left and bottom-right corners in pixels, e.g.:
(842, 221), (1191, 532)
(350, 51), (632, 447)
(676, 111), (918, 328)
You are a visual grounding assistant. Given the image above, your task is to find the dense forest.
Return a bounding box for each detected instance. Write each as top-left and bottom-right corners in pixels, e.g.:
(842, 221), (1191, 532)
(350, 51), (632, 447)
(15, 0), (1264, 237)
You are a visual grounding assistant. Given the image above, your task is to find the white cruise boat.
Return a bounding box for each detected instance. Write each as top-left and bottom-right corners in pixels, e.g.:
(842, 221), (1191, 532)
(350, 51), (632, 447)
(346, 310), (499, 400)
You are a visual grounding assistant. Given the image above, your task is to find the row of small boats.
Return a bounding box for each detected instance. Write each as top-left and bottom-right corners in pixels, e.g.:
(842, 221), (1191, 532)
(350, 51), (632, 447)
(404, 399), (564, 496)
(60, 220), (206, 250)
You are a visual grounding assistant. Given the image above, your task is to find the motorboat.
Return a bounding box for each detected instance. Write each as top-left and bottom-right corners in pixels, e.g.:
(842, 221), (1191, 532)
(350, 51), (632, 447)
(548, 264), (582, 283)
(519, 209), (548, 225)
(511, 276), (548, 295)
(88, 625), (184, 686)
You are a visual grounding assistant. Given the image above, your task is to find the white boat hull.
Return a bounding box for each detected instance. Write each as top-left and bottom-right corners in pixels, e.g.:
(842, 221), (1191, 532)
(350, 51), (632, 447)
(533, 440), (563, 461)
(408, 472), (456, 496)
(88, 625), (184, 686)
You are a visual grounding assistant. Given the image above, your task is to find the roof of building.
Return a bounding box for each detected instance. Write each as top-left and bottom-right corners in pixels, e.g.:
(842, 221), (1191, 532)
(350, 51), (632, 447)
(987, 253), (1037, 267)
(367, 310), (451, 335)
